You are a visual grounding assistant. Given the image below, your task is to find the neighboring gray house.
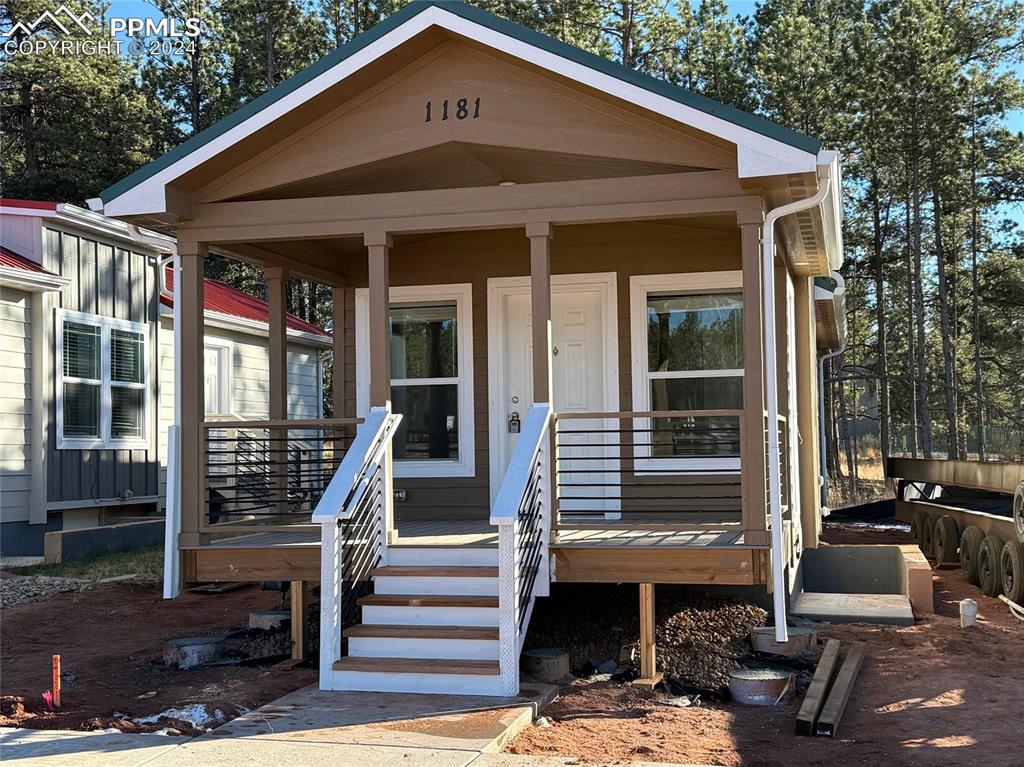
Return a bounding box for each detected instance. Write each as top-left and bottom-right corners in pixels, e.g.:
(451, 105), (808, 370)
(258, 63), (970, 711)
(0, 199), (329, 557)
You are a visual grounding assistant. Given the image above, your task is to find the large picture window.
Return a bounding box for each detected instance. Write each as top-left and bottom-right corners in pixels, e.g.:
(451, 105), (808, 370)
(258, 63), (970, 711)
(630, 273), (743, 471)
(57, 310), (149, 449)
(356, 284), (474, 477)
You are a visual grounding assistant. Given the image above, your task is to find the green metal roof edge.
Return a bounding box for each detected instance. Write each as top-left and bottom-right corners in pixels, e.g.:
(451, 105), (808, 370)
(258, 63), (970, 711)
(814, 276), (838, 292)
(99, 0), (822, 205)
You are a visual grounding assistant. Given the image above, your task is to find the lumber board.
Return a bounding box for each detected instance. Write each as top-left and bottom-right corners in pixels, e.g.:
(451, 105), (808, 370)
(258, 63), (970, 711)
(816, 642), (867, 737)
(332, 657), (499, 675)
(795, 639), (841, 735)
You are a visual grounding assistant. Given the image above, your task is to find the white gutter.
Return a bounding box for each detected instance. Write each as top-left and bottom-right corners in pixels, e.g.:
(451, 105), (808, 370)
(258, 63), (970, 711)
(127, 225), (181, 600)
(762, 154), (836, 643)
(817, 272), (847, 512)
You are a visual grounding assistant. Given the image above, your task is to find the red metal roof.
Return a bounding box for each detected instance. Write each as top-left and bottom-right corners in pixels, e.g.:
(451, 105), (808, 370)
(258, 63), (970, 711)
(0, 245), (57, 275)
(163, 267), (328, 337)
(0, 198), (58, 212)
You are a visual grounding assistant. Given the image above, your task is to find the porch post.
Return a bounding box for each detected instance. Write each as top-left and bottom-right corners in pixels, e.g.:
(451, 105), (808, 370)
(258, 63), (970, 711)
(265, 267), (289, 421)
(794, 276), (821, 548)
(178, 244), (207, 546)
(739, 216), (769, 547)
(365, 233), (392, 408)
(331, 284), (346, 418)
(526, 223), (553, 405)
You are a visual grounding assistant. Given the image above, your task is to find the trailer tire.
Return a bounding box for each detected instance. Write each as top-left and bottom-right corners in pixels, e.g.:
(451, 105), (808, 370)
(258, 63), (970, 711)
(978, 534), (1005, 598)
(921, 515), (936, 561)
(1001, 540), (1024, 604)
(934, 515), (960, 564)
(960, 526), (985, 585)
(1014, 481), (1024, 544)
(911, 510), (929, 543)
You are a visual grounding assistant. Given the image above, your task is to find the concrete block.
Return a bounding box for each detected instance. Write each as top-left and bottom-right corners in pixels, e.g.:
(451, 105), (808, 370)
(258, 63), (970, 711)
(899, 544), (934, 615)
(791, 592), (915, 626)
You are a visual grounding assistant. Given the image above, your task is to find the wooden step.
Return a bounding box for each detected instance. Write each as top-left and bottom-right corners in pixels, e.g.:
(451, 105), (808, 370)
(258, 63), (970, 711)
(332, 656), (499, 675)
(344, 624), (499, 640)
(356, 594), (499, 608)
(369, 566), (498, 578)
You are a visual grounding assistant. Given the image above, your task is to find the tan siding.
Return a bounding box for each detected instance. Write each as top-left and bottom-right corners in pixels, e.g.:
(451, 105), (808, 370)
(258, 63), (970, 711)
(0, 287), (32, 523)
(341, 222), (742, 520)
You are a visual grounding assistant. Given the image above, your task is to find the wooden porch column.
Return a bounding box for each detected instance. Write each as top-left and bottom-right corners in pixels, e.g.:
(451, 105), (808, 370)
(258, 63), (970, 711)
(527, 223), (553, 404)
(178, 244), (207, 546)
(331, 285), (346, 418)
(634, 583), (663, 689)
(794, 276), (821, 548)
(365, 233), (392, 408)
(265, 267), (289, 421)
(739, 216), (769, 547)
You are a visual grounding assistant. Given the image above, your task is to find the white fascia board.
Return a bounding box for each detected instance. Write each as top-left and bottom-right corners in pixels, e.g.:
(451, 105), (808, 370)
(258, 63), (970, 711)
(161, 303), (331, 348)
(102, 5), (817, 218)
(0, 266), (69, 292)
(816, 150), (844, 271)
(52, 204), (174, 253)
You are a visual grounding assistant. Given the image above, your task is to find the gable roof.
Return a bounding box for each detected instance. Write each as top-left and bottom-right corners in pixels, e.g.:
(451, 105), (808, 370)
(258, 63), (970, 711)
(94, 0), (825, 217)
(0, 245), (56, 275)
(163, 267), (329, 338)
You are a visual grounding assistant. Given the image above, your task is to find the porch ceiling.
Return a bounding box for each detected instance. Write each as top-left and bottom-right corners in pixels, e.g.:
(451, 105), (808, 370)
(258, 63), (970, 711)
(229, 142), (707, 201)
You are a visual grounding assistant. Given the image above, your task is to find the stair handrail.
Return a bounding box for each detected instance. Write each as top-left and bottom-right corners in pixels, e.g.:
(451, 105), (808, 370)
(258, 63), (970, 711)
(491, 403), (552, 697)
(314, 406), (402, 681)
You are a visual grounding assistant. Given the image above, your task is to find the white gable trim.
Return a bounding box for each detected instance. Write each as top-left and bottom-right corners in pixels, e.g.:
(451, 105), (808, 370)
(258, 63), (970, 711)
(100, 5), (818, 218)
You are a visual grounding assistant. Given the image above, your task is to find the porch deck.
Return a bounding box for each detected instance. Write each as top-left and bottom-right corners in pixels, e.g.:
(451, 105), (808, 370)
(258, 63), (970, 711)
(181, 517), (767, 586)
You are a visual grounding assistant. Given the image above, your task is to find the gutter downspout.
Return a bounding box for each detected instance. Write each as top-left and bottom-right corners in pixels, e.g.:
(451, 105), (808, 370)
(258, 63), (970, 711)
(762, 160), (834, 643)
(128, 226), (181, 600)
(817, 273), (847, 512)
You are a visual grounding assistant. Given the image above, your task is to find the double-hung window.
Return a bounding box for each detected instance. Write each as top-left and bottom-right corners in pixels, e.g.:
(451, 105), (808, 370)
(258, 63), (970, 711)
(356, 283), (474, 477)
(57, 309), (149, 449)
(630, 273), (743, 472)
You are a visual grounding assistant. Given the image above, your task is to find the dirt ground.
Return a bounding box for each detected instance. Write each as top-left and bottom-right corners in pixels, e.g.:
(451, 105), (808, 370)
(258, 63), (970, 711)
(508, 523), (1024, 767)
(0, 581), (316, 734)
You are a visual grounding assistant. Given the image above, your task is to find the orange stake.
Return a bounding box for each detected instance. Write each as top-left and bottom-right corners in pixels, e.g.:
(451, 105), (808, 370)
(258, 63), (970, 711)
(52, 655), (61, 708)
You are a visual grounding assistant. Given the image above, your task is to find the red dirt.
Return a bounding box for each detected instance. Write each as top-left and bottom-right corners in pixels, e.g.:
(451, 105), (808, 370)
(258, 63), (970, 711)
(0, 582), (316, 733)
(509, 526), (1024, 767)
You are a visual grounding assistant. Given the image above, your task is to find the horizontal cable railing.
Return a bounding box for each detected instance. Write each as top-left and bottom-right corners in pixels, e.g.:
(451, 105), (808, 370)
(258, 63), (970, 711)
(201, 417), (361, 531)
(552, 410), (744, 526)
(492, 404), (552, 697)
(313, 408), (402, 675)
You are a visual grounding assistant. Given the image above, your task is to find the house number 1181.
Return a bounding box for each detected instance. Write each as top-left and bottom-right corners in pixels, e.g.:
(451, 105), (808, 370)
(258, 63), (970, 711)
(425, 97), (481, 122)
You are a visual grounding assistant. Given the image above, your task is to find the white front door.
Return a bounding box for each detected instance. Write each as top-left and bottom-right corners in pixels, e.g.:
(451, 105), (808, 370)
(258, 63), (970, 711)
(488, 275), (618, 511)
(204, 346), (223, 415)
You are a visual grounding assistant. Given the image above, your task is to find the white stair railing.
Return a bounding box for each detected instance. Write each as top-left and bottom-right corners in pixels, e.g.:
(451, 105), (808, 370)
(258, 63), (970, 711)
(312, 407), (401, 684)
(490, 404), (552, 696)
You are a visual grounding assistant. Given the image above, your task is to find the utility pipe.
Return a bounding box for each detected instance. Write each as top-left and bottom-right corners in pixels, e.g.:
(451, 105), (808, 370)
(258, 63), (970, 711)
(817, 273), (847, 511)
(128, 226), (181, 599)
(762, 159), (834, 643)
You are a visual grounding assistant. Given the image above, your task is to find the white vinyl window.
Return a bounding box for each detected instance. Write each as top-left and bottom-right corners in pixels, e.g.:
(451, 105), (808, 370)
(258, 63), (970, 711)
(356, 284), (475, 478)
(57, 309), (149, 449)
(630, 272), (744, 472)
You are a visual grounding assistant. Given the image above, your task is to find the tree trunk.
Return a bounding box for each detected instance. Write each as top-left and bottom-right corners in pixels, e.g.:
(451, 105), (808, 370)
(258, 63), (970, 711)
(870, 174), (891, 467)
(932, 181), (958, 459)
(970, 96), (986, 460)
(905, 193), (918, 456)
(911, 148), (932, 457)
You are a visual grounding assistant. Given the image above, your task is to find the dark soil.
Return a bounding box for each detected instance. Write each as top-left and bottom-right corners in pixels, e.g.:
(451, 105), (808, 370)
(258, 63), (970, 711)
(0, 582), (316, 733)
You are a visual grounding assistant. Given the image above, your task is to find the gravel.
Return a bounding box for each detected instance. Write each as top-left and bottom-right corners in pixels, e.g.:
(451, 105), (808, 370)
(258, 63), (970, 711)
(0, 574), (85, 609)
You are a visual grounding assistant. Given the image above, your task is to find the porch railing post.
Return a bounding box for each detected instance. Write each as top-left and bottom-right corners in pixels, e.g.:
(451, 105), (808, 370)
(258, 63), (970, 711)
(178, 244), (206, 546)
(319, 516), (342, 685)
(496, 520), (520, 696)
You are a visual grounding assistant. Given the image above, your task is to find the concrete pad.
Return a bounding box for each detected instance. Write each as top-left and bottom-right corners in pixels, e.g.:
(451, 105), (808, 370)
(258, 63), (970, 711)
(899, 544), (934, 614)
(791, 591), (915, 626)
(0, 727), (185, 766)
(143, 739), (480, 767)
(202, 683), (555, 753)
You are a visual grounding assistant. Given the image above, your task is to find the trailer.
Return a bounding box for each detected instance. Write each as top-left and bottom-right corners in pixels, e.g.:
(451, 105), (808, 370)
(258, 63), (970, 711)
(887, 458), (1024, 604)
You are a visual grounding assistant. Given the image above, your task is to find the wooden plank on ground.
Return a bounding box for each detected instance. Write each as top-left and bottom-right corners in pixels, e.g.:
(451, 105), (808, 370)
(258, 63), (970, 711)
(795, 639), (841, 736)
(816, 642), (867, 737)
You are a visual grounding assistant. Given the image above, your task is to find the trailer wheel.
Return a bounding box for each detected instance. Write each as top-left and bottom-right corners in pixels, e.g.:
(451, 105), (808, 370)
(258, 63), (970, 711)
(934, 515), (960, 563)
(1001, 540), (1024, 604)
(911, 510), (929, 543)
(921, 515), (937, 561)
(1014, 481), (1024, 544)
(978, 534), (1005, 597)
(960, 526), (986, 585)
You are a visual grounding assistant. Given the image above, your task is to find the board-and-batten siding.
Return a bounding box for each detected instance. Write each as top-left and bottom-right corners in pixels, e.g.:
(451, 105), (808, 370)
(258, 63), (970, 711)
(156, 316), (324, 506)
(0, 286), (33, 523)
(338, 223), (745, 521)
(44, 226), (161, 504)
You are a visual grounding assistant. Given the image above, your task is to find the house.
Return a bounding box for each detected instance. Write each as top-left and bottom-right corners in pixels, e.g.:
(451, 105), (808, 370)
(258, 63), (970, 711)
(89, 1), (846, 696)
(0, 199), (330, 558)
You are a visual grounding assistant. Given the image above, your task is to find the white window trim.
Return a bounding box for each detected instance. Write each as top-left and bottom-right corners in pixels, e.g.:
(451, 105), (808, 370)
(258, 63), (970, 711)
(56, 308), (150, 450)
(203, 337), (234, 417)
(355, 283), (475, 478)
(629, 271), (743, 473)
